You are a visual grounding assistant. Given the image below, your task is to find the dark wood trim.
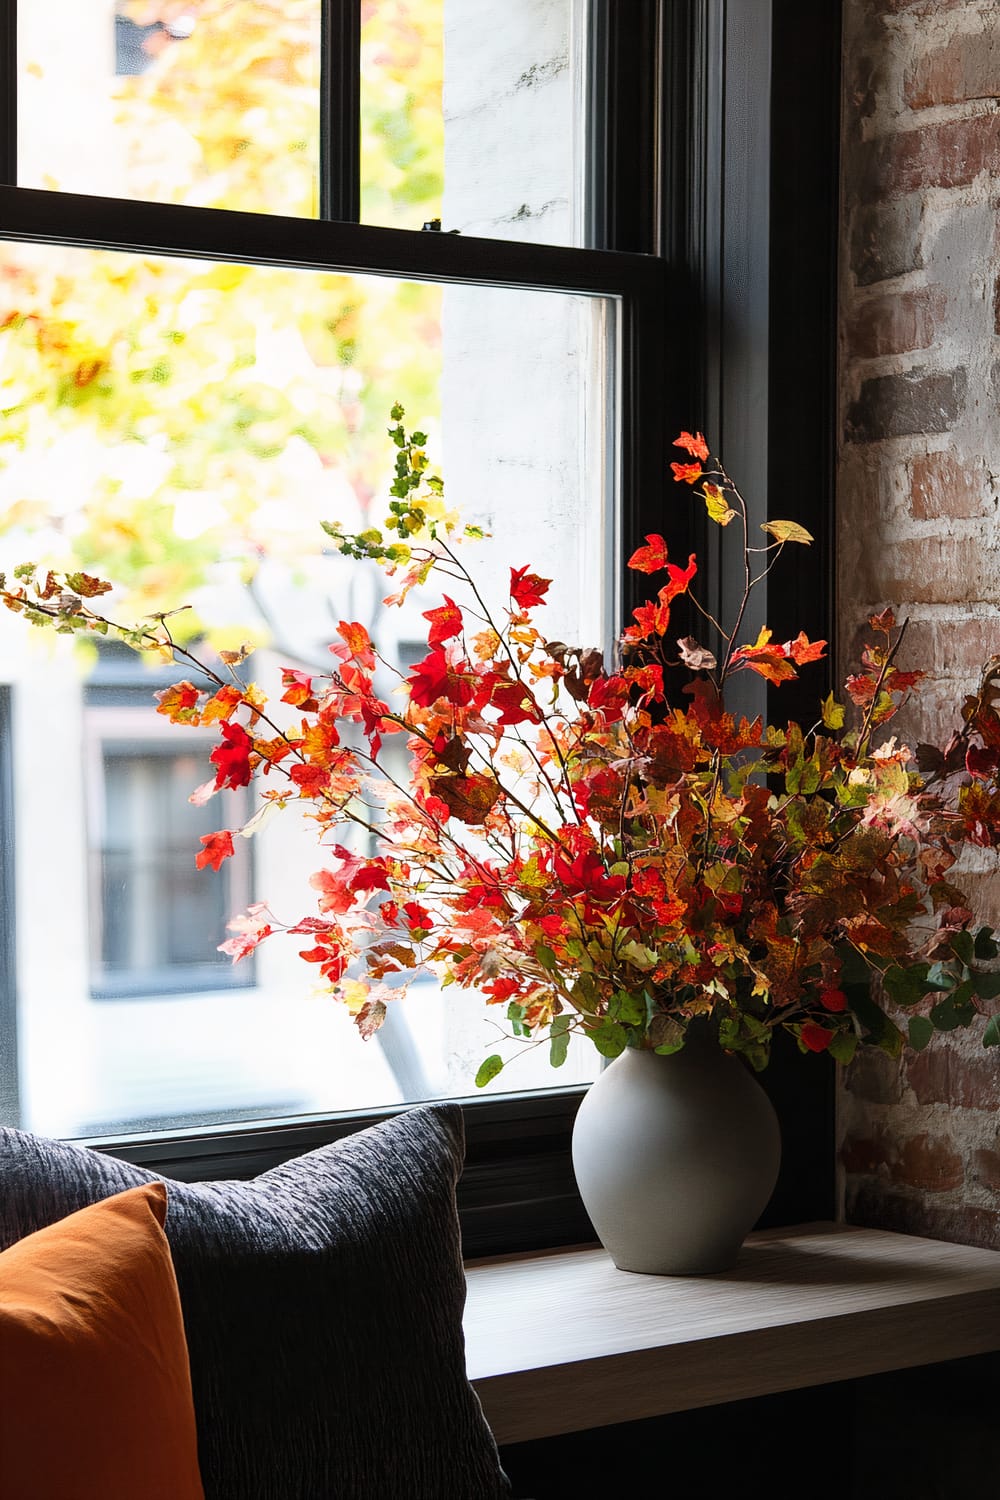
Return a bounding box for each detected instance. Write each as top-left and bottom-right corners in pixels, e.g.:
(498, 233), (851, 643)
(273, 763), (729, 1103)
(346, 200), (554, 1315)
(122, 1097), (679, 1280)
(0, 686), (19, 1126)
(587, 0), (663, 254)
(0, 183), (663, 298)
(320, 0), (361, 222)
(0, 0), (14, 186)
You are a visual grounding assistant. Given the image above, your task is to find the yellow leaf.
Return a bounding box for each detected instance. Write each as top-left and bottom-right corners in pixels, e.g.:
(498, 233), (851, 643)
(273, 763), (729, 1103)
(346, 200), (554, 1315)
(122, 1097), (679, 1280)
(702, 483), (737, 526)
(761, 519), (814, 544)
(821, 691), (845, 730)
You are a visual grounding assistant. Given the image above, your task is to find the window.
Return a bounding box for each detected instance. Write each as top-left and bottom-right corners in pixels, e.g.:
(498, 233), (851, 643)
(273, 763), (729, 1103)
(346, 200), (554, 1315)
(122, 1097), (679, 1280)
(0, 1), (842, 1250)
(0, 4), (668, 1165)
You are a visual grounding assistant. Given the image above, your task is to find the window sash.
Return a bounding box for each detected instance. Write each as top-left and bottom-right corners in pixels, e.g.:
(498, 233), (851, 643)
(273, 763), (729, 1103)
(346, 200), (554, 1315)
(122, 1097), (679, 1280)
(0, 3), (698, 1257)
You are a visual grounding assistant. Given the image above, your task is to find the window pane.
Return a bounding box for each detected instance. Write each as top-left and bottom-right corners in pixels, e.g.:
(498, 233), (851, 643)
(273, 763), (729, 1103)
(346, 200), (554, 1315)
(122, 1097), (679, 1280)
(361, 0), (589, 245)
(18, 2), (322, 216)
(0, 239), (613, 1137)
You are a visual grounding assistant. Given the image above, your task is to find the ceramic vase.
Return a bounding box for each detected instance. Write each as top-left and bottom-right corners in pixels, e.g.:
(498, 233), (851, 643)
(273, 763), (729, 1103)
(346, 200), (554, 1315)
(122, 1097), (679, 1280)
(571, 1029), (781, 1275)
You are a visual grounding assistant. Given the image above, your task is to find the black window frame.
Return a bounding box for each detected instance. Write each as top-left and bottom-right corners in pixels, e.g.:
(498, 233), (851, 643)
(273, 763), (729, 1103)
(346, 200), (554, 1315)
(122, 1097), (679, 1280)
(0, 0), (842, 1257)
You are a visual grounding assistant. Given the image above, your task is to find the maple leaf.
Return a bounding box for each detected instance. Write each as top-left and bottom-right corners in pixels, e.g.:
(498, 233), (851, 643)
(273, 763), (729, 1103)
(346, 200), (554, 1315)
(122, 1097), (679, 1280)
(281, 669), (319, 713)
(423, 595), (464, 646)
(489, 678), (542, 726)
(210, 721), (253, 789)
(195, 830), (235, 871)
(334, 620), (376, 670)
(290, 763), (332, 797)
(155, 681), (201, 724)
(64, 571), (112, 598)
(432, 773), (504, 824)
(671, 461), (703, 484)
(627, 534), (670, 573)
(783, 632), (827, 665)
(509, 566), (551, 611)
(673, 430), (710, 461)
(966, 744), (999, 780)
(678, 636), (717, 672)
(218, 905), (273, 962)
(200, 684), (244, 724)
(407, 648), (475, 709)
(356, 997), (389, 1039)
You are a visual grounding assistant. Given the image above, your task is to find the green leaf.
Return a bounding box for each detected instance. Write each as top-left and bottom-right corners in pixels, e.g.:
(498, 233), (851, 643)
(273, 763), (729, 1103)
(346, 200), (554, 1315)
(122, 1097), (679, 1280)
(549, 1014), (571, 1068)
(908, 1016), (935, 1051)
(506, 1001), (529, 1039)
(847, 984), (904, 1057)
(983, 1016), (1000, 1047)
(974, 927), (999, 961)
(820, 691), (845, 731)
(970, 970), (1000, 1000)
(827, 1031), (859, 1065)
(883, 963), (931, 1008)
(608, 989), (645, 1026)
(950, 929), (976, 966)
(760, 519), (814, 545)
(930, 982), (977, 1032)
(534, 943), (557, 970)
(586, 1018), (628, 1060)
(924, 961), (955, 992)
(475, 1054), (504, 1088)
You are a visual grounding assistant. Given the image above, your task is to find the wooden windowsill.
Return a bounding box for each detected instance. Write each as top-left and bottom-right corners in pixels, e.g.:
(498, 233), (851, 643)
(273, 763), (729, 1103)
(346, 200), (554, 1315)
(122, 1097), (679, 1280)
(463, 1221), (1000, 1445)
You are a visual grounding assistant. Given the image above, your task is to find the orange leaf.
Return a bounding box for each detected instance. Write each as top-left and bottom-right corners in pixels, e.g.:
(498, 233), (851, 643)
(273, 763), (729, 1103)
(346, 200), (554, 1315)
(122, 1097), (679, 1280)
(195, 830), (235, 871)
(673, 431), (710, 462)
(627, 534), (670, 573)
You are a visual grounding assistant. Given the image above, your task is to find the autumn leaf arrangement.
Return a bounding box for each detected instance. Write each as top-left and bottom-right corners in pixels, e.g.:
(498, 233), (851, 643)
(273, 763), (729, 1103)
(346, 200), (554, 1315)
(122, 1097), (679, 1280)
(5, 410), (1000, 1084)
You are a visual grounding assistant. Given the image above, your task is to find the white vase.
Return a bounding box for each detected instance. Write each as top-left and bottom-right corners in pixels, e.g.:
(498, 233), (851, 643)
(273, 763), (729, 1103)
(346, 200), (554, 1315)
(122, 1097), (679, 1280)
(571, 1032), (781, 1275)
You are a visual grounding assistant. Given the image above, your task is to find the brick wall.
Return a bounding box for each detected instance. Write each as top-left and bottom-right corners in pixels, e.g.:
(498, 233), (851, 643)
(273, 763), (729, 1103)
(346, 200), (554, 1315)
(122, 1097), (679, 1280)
(838, 0), (1000, 1249)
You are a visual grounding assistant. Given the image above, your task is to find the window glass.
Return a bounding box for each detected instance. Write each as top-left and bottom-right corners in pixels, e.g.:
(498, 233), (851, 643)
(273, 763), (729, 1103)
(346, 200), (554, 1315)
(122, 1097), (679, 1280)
(18, 1), (323, 216)
(0, 238), (612, 1137)
(361, 0), (588, 245)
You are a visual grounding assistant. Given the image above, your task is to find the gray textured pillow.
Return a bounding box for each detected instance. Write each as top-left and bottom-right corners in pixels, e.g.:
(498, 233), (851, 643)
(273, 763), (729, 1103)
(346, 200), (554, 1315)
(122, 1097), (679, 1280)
(0, 1105), (511, 1500)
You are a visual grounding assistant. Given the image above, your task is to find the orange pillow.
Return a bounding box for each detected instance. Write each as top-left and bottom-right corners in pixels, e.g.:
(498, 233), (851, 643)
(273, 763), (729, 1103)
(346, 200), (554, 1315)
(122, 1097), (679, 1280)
(0, 1181), (204, 1500)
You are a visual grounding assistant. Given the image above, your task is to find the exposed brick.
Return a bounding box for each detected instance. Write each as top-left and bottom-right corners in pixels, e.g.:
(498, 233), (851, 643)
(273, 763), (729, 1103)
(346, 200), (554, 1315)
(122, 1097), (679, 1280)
(906, 30), (1000, 110)
(883, 0), (965, 11)
(854, 535), (998, 607)
(890, 1132), (964, 1191)
(972, 1145), (1000, 1191)
(930, 617), (1000, 677)
(840, 1132), (893, 1175)
(845, 366), (966, 443)
(843, 1048), (904, 1104)
(858, 115), (1000, 202)
(847, 1184), (1000, 1249)
(846, 285), (945, 360)
(906, 1045), (1000, 1109)
(850, 198), (923, 287)
(908, 450), (990, 521)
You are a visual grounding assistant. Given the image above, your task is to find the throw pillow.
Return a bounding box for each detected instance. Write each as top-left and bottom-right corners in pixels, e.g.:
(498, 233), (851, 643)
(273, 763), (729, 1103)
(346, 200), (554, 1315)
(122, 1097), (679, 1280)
(0, 1104), (511, 1500)
(0, 1181), (205, 1500)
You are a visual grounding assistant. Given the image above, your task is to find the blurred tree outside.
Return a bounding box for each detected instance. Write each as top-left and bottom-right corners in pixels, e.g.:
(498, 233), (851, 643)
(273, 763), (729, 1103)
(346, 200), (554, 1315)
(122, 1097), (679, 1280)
(4, 0), (445, 644)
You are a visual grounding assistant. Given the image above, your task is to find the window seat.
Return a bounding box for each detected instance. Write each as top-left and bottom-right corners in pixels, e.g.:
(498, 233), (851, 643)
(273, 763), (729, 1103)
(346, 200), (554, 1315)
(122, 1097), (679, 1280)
(463, 1221), (1000, 1445)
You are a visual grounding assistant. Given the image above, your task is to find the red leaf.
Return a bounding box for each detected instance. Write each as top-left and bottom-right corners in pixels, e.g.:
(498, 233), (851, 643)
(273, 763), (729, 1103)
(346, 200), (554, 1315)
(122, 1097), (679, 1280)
(407, 648), (475, 708)
(210, 721), (253, 789)
(801, 1022), (834, 1053)
(783, 631), (827, 666)
(670, 461), (703, 484)
(673, 431), (710, 462)
(509, 566), (551, 611)
(627, 534), (670, 573)
(195, 830), (235, 871)
(334, 620), (376, 670)
(423, 595), (464, 646)
(966, 744), (999, 780)
(819, 987), (848, 1013)
(155, 681), (201, 723)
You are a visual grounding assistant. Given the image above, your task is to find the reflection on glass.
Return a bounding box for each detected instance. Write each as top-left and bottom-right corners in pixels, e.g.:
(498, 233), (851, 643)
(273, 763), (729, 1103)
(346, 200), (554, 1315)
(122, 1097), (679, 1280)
(18, 1), (322, 215)
(0, 239), (611, 1137)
